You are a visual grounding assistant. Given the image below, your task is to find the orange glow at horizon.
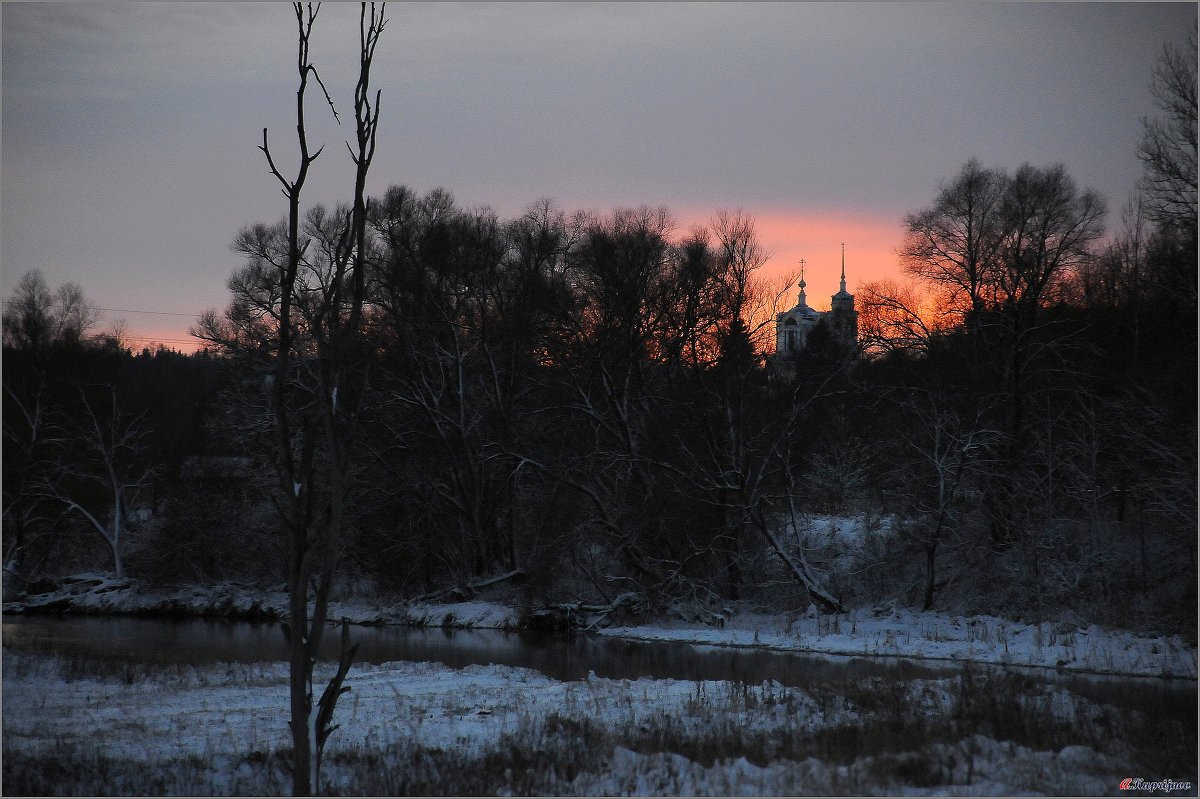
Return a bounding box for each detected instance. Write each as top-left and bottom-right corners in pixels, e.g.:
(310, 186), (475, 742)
(105, 318), (204, 354)
(675, 207), (907, 311)
(116, 208), (908, 352)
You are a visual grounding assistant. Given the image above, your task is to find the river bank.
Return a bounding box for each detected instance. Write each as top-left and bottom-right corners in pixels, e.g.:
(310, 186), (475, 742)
(3, 572), (1196, 679)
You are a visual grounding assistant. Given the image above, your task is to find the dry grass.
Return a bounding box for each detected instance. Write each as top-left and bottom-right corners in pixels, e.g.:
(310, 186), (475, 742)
(4, 653), (1195, 796)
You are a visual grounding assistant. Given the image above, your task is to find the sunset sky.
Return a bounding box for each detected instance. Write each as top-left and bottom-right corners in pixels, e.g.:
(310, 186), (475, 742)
(2, 2), (1194, 350)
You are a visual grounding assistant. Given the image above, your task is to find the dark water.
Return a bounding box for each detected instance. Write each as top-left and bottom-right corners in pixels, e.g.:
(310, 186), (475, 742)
(2, 615), (959, 686)
(3, 615), (1196, 715)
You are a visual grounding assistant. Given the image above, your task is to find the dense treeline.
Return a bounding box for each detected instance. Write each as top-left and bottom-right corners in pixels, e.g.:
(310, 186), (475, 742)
(3, 177), (1193, 634)
(4, 37), (1194, 635)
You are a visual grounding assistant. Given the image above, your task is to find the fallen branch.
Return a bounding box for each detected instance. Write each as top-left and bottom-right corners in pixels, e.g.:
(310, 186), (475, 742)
(408, 569), (526, 603)
(752, 508), (844, 614)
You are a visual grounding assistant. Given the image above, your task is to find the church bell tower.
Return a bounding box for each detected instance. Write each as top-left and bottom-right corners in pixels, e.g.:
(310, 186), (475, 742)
(828, 243), (858, 355)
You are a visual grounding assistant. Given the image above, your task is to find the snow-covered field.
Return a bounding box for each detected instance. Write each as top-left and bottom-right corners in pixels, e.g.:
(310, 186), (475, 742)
(3, 648), (1194, 796)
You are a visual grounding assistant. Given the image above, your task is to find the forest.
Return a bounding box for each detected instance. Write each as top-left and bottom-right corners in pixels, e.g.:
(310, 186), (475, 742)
(3, 28), (1195, 645)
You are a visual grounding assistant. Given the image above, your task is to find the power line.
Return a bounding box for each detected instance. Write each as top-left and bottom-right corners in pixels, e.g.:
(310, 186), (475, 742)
(124, 336), (198, 343)
(88, 307), (210, 348)
(95, 307), (201, 317)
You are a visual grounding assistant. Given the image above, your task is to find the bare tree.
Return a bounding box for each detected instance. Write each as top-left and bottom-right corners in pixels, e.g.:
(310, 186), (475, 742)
(195, 4), (387, 794)
(856, 279), (942, 358)
(51, 282), (99, 348)
(892, 392), (993, 609)
(901, 161), (1107, 549)
(37, 388), (157, 579)
(1138, 27), (1197, 245)
(2, 379), (66, 581)
(1077, 196), (1152, 312)
(2, 271), (53, 350)
(2, 270), (98, 351)
(753, 435), (845, 613)
(995, 163), (1107, 323)
(985, 164), (1107, 541)
(900, 159), (1008, 336)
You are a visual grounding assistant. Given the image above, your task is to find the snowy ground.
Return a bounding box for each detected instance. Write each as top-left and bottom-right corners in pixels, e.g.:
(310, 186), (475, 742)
(3, 649), (1194, 796)
(6, 510), (1196, 794)
(600, 606), (1198, 680)
(4, 572), (521, 629)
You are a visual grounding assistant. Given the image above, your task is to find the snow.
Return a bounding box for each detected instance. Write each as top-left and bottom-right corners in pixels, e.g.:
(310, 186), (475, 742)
(566, 737), (1122, 796)
(5, 507), (1194, 793)
(8, 576), (288, 619)
(805, 513), (879, 548)
(6, 573), (1194, 678)
(599, 606), (1197, 679)
(3, 578), (520, 631)
(4, 649), (1177, 796)
(397, 600), (519, 630)
(2, 655), (713, 784)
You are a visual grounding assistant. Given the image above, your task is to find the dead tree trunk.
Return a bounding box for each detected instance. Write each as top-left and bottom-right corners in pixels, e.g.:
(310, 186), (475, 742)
(257, 4), (385, 794)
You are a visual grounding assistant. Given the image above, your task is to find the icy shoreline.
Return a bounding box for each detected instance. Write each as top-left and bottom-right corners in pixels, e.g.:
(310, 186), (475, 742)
(2, 573), (521, 628)
(4, 573), (1196, 680)
(598, 608), (1199, 681)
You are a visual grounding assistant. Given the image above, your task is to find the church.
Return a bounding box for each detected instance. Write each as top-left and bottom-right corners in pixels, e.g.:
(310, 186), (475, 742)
(774, 247), (859, 359)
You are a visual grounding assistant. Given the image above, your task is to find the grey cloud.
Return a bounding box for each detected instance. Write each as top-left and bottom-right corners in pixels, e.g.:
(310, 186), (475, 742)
(2, 2), (1195, 334)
